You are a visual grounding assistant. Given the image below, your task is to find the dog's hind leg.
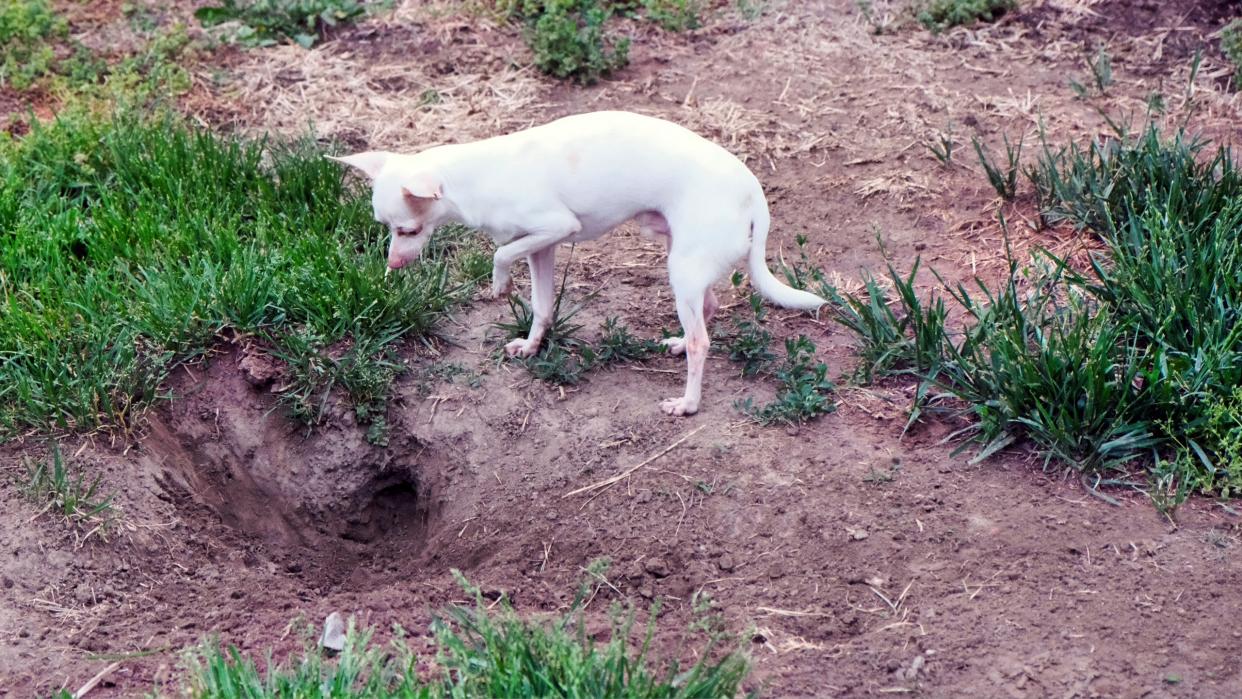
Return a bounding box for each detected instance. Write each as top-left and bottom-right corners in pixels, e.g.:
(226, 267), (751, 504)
(660, 289), (718, 355)
(505, 246), (556, 358)
(661, 252), (715, 416)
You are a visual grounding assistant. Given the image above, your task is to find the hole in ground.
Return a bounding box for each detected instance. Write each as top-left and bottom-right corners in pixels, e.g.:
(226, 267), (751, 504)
(136, 348), (445, 589)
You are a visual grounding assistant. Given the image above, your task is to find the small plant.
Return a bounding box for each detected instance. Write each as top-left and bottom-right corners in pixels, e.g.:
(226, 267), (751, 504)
(1221, 19), (1242, 91)
(926, 122), (956, 166)
(22, 445), (115, 529)
(914, 0), (1014, 32)
(520, 0), (630, 83)
(590, 316), (666, 366)
(0, 0), (67, 89)
(737, 335), (836, 426)
(1069, 46), (1113, 97)
(642, 0), (703, 32)
(195, 0), (379, 48)
(972, 131), (1023, 201)
(724, 294), (777, 377)
(180, 565), (753, 697)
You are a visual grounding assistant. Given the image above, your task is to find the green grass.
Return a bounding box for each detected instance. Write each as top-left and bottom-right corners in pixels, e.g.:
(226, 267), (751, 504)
(196, 0), (384, 48)
(815, 120), (1242, 504)
(913, 0), (1015, 32)
(21, 444), (115, 530)
(0, 109), (478, 437)
(177, 567), (754, 698)
(0, 0), (66, 90)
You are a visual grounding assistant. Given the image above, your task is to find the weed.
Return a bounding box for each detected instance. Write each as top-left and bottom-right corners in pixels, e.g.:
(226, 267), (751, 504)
(642, 0), (703, 32)
(724, 294), (777, 377)
(1220, 19), (1242, 90)
(22, 445), (115, 529)
(737, 335), (836, 426)
(1069, 46), (1113, 98)
(196, 0), (382, 48)
(926, 122), (955, 166)
(591, 316), (666, 366)
(0, 0), (66, 89)
(178, 565), (753, 698)
(522, 0), (631, 84)
(972, 132), (1023, 201)
(914, 0), (1014, 32)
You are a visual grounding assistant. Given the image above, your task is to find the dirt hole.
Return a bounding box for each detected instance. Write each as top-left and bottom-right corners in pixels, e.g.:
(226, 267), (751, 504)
(137, 352), (444, 588)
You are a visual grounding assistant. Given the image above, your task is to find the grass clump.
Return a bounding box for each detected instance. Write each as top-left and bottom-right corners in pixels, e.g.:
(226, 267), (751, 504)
(818, 120), (1242, 503)
(21, 445), (115, 531)
(178, 566), (753, 698)
(0, 0), (67, 89)
(195, 0), (382, 48)
(914, 0), (1014, 32)
(0, 109), (476, 437)
(1221, 19), (1242, 90)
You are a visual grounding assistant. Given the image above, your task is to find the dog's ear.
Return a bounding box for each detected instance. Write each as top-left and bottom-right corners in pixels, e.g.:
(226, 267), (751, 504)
(327, 151), (392, 180)
(401, 176), (443, 202)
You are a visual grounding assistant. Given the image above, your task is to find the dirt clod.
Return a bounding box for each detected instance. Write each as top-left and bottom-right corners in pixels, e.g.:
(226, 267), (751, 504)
(644, 557), (671, 578)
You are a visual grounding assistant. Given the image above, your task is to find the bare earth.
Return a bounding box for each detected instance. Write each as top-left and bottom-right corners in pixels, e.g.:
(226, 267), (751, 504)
(3, 1), (1242, 697)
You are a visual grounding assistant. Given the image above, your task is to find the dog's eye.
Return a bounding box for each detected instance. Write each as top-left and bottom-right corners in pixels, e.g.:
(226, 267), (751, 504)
(394, 226), (419, 237)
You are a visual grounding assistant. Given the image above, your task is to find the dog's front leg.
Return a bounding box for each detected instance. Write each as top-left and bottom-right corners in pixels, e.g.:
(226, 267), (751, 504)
(490, 217), (578, 300)
(505, 246), (556, 358)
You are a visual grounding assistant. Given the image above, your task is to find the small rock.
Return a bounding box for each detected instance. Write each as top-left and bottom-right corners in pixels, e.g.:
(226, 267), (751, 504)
(320, 612), (346, 654)
(901, 655), (926, 681)
(546, 511), (558, 521)
(847, 527), (869, 541)
(717, 555), (736, 572)
(644, 557), (671, 578)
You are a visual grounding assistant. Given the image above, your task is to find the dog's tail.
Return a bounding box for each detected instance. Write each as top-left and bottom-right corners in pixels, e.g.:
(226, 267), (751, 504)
(747, 202), (827, 311)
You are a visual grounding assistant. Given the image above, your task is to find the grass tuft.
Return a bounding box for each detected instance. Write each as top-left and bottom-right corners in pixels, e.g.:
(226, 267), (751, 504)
(21, 445), (115, 531)
(178, 565), (754, 698)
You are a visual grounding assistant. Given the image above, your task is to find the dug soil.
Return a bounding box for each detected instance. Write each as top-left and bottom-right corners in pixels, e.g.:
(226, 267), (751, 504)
(3, 0), (1242, 697)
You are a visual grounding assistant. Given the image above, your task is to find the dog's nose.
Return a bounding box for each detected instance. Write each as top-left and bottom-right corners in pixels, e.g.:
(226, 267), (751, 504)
(387, 255), (409, 270)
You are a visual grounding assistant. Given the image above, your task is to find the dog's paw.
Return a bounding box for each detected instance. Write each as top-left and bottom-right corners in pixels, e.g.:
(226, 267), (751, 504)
(660, 396), (699, 416)
(491, 274), (514, 299)
(661, 336), (687, 355)
(505, 338), (540, 358)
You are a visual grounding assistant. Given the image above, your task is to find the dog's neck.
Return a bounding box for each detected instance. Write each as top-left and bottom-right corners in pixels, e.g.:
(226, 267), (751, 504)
(420, 143), (524, 243)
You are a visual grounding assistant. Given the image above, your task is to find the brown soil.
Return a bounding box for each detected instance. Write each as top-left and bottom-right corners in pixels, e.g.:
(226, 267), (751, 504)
(4, 0), (1242, 697)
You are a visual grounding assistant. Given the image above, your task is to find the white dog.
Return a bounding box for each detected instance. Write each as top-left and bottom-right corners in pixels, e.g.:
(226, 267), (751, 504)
(332, 111), (825, 416)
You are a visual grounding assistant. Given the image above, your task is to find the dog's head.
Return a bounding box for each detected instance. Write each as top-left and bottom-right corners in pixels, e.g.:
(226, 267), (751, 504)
(329, 151), (449, 270)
